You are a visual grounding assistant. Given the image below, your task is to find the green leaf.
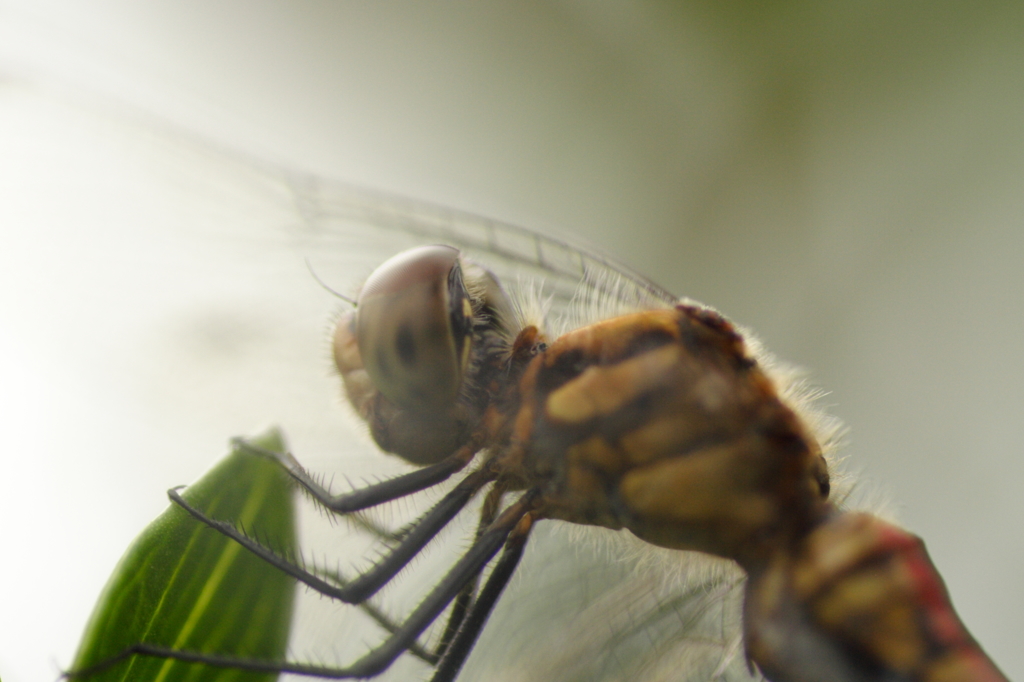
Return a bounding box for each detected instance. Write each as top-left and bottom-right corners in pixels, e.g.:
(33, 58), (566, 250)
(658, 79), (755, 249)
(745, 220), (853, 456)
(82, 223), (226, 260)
(71, 429), (297, 682)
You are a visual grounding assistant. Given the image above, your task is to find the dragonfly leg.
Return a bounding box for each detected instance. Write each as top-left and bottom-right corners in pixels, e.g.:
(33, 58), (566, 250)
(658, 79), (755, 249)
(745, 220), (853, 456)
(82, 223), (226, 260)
(433, 480), (509, 658)
(69, 492), (536, 680)
(305, 564), (438, 665)
(232, 435), (478, 513)
(430, 509), (535, 682)
(345, 509), (405, 544)
(167, 464), (496, 603)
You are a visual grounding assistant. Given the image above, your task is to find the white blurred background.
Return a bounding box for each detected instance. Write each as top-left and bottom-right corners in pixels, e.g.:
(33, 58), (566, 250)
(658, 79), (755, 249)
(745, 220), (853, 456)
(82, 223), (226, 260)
(0, 2), (1021, 681)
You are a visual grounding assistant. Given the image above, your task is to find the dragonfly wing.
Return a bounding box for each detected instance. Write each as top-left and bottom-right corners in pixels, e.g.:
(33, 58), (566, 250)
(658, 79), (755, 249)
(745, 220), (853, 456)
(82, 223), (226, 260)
(12, 74), (752, 682)
(280, 173), (680, 324)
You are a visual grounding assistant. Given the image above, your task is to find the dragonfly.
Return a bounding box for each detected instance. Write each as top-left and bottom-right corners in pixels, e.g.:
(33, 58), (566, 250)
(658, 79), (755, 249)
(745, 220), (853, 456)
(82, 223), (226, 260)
(50, 104), (1009, 680)
(8, 62), (1003, 681)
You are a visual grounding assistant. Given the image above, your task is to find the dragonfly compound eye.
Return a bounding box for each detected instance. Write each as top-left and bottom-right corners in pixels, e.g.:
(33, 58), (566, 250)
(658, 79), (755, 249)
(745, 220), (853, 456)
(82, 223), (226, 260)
(352, 245), (472, 413)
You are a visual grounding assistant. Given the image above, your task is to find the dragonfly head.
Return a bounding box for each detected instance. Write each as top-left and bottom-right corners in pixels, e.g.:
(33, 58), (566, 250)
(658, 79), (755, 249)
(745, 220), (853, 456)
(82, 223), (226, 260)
(334, 245), (516, 465)
(352, 245), (471, 411)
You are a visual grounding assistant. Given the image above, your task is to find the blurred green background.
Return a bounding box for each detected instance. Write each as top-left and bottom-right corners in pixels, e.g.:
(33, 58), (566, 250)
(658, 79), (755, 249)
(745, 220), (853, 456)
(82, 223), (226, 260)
(1, 2), (1021, 680)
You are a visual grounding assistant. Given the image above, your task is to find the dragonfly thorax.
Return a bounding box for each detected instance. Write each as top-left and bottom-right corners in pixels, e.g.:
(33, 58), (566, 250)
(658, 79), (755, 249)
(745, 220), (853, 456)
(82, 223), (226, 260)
(501, 305), (833, 569)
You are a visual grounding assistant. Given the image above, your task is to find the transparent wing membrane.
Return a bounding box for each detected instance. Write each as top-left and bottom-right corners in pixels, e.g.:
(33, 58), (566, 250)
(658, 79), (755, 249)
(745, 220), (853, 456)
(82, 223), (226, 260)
(16, 77), (754, 682)
(282, 175), (679, 318)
